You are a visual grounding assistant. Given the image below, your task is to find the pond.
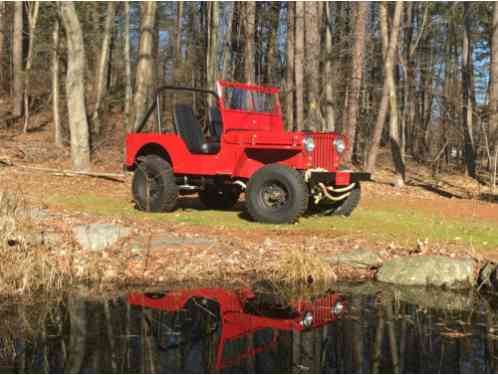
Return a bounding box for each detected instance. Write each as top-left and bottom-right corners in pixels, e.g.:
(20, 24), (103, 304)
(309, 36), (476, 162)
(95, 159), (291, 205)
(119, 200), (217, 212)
(0, 283), (497, 373)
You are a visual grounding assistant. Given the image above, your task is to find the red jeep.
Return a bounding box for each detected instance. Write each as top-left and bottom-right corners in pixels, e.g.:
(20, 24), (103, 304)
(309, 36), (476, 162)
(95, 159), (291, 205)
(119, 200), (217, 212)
(125, 80), (370, 224)
(128, 287), (346, 371)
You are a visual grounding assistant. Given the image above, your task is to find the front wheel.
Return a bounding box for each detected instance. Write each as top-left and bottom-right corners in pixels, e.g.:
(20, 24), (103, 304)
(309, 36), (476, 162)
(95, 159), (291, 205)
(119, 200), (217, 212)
(246, 164), (308, 224)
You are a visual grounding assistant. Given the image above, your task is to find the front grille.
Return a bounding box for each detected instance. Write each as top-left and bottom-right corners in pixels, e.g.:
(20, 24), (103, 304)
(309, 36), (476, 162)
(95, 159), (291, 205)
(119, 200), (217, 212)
(311, 134), (338, 171)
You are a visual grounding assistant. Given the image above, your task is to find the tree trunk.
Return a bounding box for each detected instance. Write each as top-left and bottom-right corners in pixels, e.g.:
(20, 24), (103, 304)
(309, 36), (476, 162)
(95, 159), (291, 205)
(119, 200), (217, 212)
(173, 1), (183, 83)
(264, 3), (280, 85)
(343, 2), (368, 163)
(206, 2), (219, 92)
(286, 2), (295, 131)
(304, 2), (322, 130)
(381, 2), (404, 186)
(243, 2), (256, 83)
(22, 1), (40, 133)
(130, 2), (157, 132)
(52, 18), (62, 147)
(490, 2), (498, 192)
(0, 2), (5, 89)
(124, 1), (132, 132)
(92, 1), (116, 136)
(295, 1), (305, 131)
(13, 1), (23, 118)
(60, 1), (91, 172)
(221, 3), (236, 80)
(324, 2), (336, 132)
(462, 3), (477, 178)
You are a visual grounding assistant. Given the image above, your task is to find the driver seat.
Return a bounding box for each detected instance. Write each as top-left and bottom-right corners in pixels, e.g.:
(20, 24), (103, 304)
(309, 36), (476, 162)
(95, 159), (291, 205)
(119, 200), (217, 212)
(174, 104), (220, 154)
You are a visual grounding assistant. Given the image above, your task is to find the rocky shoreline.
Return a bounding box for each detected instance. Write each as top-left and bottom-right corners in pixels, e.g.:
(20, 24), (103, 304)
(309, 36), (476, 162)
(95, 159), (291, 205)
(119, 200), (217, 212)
(1, 195), (496, 296)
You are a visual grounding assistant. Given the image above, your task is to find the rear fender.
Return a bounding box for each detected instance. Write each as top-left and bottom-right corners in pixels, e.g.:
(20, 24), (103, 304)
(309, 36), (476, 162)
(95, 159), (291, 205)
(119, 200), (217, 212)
(129, 143), (172, 170)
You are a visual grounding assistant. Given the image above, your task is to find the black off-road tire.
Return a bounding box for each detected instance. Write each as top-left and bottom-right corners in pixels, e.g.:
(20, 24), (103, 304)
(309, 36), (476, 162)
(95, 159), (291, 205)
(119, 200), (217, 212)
(310, 183), (361, 216)
(333, 183), (361, 216)
(132, 155), (178, 212)
(199, 185), (240, 210)
(246, 164), (308, 224)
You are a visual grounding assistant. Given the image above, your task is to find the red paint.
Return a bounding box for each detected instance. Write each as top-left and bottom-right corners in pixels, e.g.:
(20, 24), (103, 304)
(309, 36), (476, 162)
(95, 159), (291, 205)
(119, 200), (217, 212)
(128, 288), (346, 370)
(125, 80), (360, 184)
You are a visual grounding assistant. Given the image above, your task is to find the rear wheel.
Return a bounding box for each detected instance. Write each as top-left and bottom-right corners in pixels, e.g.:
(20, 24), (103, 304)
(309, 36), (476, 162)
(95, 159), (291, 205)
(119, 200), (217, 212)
(132, 155), (178, 212)
(199, 185), (240, 210)
(246, 164), (308, 224)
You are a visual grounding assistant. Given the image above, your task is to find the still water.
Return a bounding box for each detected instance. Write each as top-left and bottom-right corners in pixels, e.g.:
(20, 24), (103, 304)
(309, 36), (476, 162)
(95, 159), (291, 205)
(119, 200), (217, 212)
(0, 283), (497, 373)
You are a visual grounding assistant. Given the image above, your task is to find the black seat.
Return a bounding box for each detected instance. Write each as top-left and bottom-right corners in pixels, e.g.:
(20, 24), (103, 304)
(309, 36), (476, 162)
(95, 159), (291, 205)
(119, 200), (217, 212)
(208, 106), (223, 140)
(174, 104), (220, 154)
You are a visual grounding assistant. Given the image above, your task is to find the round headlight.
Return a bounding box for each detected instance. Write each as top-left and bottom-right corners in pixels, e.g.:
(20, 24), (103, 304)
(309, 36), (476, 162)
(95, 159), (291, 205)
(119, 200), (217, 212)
(301, 312), (314, 328)
(303, 137), (315, 153)
(332, 301), (345, 316)
(334, 138), (346, 154)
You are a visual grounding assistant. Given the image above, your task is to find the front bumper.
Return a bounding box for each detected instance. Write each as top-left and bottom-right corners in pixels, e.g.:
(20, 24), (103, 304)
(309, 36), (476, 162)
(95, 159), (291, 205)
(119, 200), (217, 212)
(308, 171), (371, 186)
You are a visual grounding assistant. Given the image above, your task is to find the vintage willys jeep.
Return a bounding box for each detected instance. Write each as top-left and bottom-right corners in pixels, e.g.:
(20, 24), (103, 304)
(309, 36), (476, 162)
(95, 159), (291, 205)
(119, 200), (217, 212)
(125, 80), (370, 224)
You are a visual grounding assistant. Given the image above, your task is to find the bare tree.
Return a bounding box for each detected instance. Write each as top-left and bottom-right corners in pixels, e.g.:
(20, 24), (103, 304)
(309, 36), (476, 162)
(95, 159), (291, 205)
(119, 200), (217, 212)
(22, 1), (40, 133)
(0, 2), (5, 88)
(52, 18), (62, 147)
(13, 1), (23, 118)
(222, 3), (236, 80)
(286, 2), (295, 131)
(206, 2), (219, 91)
(130, 2), (157, 132)
(305, 2), (322, 130)
(92, 1), (117, 135)
(490, 2), (498, 192)
(60, 1), (91, 171)
(243, 2), (256, 83)
(295, 2), (304, 131)
(172, 1), (183, 84)
(343, 2), (368, 163)
(324, 3), (336, 132)
(462, 2), (476, 178)
(124, 1), (132, 131)
(380, 2), (404, 187)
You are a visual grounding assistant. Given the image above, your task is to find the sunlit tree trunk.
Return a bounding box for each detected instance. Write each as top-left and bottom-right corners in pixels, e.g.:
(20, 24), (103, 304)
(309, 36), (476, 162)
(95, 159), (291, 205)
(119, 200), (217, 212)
(60, 1), (91, 171)
(124, 1), (132, 132)
(324, 2), (336, 132)
(206, 2), (219, 92)
(22, 1), (40, 133)
(92, 1), (116, 135)
(489, 2), (498, 192)
(380, 2), (404, 187)
(13, 1), (23, 117)
(173, 1), (183, 84)
(305, 2), (322, 130)
(130, 2), (157, 132)
(286, 2), (295, 131)
(0, 2), (5, 89)
(343, 2), (368, 163)
(52, 18), (62, 147)
(243, 2), (256, 83)
(295, 2), (304, 131)
(462, 2), (476, 178)
(222, 3), (236, 80)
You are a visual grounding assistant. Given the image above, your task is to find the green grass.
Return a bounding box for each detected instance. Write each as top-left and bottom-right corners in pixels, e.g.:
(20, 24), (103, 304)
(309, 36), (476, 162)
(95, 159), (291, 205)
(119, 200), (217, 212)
(49, 193), (498, 252)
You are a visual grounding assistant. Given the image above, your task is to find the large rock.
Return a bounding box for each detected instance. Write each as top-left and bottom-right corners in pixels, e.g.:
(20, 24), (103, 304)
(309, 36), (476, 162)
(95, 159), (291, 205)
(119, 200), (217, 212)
(376, 255), (476, 289)
(73, 223), (130, 252)
(325, 249), (383, 269)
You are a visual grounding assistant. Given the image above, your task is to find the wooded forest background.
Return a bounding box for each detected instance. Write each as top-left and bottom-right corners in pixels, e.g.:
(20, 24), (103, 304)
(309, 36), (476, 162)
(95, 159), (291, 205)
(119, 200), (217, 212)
(0, 1), (497, 191)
